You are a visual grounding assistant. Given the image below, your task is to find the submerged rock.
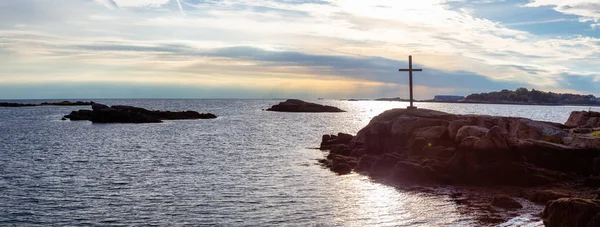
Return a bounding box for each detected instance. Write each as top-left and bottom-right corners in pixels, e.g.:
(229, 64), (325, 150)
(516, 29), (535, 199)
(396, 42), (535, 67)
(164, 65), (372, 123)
(64, 103), (216, 123)
(491, 195), (522, 209)
(267, 99), (345, 113)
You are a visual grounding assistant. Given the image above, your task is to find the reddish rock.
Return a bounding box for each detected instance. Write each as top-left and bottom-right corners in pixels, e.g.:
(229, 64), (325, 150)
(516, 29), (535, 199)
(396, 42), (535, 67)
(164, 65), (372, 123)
(455, 125), (489, 143)
(542, 198), (600, 227)
(566, 111), (600, 128)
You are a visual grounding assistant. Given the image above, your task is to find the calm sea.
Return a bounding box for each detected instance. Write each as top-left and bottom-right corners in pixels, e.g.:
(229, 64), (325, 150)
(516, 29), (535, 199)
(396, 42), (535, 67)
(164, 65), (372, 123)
(1, 99), (598, 226)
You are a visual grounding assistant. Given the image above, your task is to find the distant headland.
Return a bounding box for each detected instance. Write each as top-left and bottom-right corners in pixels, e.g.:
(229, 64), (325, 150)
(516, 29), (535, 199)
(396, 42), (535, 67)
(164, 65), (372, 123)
(343, 88), (600, 106)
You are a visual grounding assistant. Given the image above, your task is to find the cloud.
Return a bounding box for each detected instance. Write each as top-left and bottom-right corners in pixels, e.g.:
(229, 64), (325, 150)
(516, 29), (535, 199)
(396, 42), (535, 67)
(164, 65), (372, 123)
(524, 1), (600, 24)
(0, 0), (599, 99)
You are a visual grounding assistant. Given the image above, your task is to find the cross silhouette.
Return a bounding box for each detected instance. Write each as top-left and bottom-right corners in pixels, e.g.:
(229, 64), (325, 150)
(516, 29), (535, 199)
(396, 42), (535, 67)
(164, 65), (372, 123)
(398, 55), (423, 109)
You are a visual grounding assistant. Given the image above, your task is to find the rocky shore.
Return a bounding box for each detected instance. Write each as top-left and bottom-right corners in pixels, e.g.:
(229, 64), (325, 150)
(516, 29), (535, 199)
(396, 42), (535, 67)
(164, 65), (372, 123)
(267, 99), (345, 112)
(318, 108), (600, 226)
(0, 101), (94, 107)
(64, 103), (217, 123)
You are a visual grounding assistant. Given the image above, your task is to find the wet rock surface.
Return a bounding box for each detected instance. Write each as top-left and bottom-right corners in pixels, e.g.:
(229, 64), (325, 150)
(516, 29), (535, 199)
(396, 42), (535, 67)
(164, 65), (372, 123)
(267, 99), (345, 113)
(542, 198), (600, 227)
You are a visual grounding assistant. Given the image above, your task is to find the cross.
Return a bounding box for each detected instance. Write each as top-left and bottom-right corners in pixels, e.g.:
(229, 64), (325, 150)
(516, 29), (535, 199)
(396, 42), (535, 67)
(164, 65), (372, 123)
(398, 55), (423, 109)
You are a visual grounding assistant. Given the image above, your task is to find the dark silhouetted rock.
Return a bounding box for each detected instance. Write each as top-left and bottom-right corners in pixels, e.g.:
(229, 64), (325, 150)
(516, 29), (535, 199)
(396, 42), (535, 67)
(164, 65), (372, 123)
(40, 101), (94, 106)
(0, 102), (37, 107)
(64, 103), (216, 123)
(318, 108), (600, 188)
(64, 110), (92, 121)
(320, 133), (354, 150)
(331, 163), (352, 175)
(491, 195), (522, 209)
(542, 198), (600, 227)
(0, 101), (93, 107)
(526, 189), (570, 204)
(267, 99), (345, 113)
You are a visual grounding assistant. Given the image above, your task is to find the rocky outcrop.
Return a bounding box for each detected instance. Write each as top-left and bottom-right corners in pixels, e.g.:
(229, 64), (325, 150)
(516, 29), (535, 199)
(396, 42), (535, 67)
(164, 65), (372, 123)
(0, 101), (93, 107)
(40, 101), (94, 106)
(566, 111), (600, 128)
(317, 108), (600, 187)
(542, 198), (600, 227)
(267, 99), (345, 113)
(64, 103), (217, 123)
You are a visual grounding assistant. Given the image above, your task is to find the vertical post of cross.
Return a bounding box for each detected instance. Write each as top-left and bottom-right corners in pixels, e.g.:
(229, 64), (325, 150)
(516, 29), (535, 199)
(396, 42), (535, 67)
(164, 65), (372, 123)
(399, 55), (423, 109)
(409, 55), (413, 108)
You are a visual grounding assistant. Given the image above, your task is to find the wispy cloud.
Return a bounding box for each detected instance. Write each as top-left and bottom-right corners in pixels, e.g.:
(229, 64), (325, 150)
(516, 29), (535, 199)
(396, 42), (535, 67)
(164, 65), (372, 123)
(0, 0), (599, 98)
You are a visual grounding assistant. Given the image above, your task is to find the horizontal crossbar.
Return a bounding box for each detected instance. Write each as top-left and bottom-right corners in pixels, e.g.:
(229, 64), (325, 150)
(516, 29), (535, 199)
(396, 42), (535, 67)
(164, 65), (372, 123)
(399, 69), (423, 72)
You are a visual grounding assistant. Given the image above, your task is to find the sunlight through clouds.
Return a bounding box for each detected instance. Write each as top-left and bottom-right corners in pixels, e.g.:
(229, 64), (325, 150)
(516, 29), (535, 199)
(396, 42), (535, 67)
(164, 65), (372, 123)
(0, 0), (599, 98)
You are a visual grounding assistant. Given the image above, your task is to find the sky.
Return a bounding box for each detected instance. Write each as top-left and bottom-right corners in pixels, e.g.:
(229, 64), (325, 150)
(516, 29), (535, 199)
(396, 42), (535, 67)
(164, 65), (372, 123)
(0, 0), (599, 99)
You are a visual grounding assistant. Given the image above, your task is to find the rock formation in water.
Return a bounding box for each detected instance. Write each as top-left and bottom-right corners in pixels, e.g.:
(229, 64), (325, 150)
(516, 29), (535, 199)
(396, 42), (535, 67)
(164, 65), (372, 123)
(542, 198), (600, 227)
(267, 99), (345, 113)
(318, 108), (600, 225)
(64, 103), (217, 123)
(0, 101), (94, 107)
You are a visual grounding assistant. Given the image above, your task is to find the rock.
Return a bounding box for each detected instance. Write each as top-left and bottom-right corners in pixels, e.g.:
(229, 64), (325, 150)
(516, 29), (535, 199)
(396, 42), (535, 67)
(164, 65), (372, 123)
(566, 111), (600, 128)
(391, 161), (449, 184)
(61, 117), (67, 120)
(510, 118), (568, 141)
(64, 110), (92, 121)
(319, 108), (600, 191)
(0, 101), (93, 107)
(455, 126), (489, 143)
(459, 136), (480, 150)
(337, 133), (354, 144)
(0, 102), (37, 107)
(518, 139), (599, 175)
(320, 133), (354, 150)
(92, 103), (110, 111)
(473, 126), (509, 151)
(66, 103), (216, 124)
(564, 135), (600, 149)
(39, 101), (94, 106)
(491, 195), (522, 209)
(266, 99), (345, 112)
(526, 189), (571, 204)
(415, 126), (448, 141)
(542, 198), (600, 227)
(448, 119), (473, 140)
(355, 155), (378, 172)
(330, 144), (352, 156)
(369, 154), (402, 176)
(422, 146), (456, 160)
(331, 163), (352, 175)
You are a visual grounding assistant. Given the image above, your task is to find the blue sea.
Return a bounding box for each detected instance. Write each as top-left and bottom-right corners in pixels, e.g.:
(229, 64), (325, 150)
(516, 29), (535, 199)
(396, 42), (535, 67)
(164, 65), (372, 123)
(1, 99), (598, 226)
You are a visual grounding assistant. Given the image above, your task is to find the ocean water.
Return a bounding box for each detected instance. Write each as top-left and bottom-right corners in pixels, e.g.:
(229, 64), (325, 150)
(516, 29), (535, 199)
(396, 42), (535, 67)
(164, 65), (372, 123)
(1, 99), (598, 226)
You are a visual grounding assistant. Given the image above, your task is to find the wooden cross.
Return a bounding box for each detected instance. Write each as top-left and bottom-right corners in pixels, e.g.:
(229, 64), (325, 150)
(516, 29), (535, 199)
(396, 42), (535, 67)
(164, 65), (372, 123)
(398, 55), (423, 109)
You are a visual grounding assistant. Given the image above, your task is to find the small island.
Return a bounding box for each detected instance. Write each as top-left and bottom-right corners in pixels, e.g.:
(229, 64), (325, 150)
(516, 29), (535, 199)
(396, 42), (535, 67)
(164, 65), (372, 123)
(64, 103), (217, 123)
(267, 99), (345, 113)
(0, 101), (94, 107)
(318, 108), (600, 226)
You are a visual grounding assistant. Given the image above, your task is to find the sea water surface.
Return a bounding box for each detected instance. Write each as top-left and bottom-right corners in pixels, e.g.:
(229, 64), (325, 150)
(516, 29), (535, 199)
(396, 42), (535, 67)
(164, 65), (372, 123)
(1, 100), (598, 226)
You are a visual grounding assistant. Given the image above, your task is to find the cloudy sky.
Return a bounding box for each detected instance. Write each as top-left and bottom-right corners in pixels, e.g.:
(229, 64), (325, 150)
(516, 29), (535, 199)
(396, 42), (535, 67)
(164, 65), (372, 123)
(0, 0), (599, 99)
